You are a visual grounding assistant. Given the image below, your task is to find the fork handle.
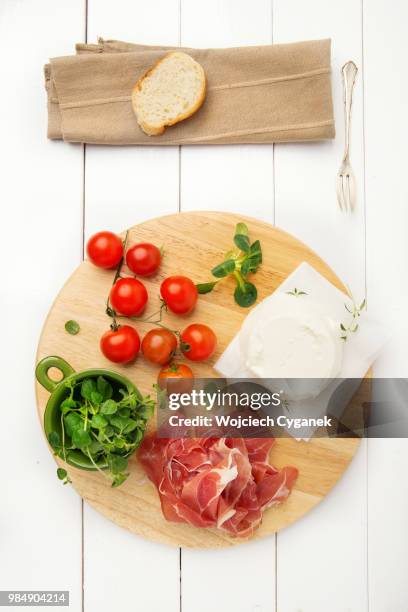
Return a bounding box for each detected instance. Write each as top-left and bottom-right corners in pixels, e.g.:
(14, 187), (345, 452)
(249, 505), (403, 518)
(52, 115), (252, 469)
(341, 61), (358, 161)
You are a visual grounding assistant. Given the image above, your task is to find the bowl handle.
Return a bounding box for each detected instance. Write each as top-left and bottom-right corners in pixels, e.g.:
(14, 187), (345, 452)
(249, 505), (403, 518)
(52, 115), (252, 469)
(36, 356), (75, 393)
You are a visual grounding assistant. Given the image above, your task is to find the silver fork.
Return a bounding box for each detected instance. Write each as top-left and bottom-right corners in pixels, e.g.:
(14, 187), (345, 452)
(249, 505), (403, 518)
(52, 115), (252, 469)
(336, 61), (358, 212)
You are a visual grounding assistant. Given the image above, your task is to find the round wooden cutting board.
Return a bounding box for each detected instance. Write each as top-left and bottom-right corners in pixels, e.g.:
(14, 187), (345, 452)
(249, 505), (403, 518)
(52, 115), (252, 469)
(36, 211), (361, 548)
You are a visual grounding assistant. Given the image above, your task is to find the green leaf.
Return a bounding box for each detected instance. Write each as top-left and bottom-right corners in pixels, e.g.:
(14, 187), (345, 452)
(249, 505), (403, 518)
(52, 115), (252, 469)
(234, 234), (250, 253)
(65, 320), (80, 335)
(90, 391), (103, 405)
(61, 398), (77, 414)
(72, 428), (91, 449)
(211, 259), (236, 278)
(340, 323), (347, 331)
(112, 473), (128, 488)
(249, 240), (262, 262)
(240, 259), (251, 277)
(123, 420), (138, 434)
(108, 455), (128, 475)
(100, 399), (118, 416)
(134, 429), (143, 445)
(235, 222), (249, 237)
(81, 379), (96, 400)
(360, 298), (366, 310)
(110, 415), (130, 431)
(241, 256), (261, 277)
(118, 407), (131, 418)
(90, 414), (108, 430)
(57, 468), (68, 481)
(234, 281), (257, 308)
(97, 376), (113, 401)
(64, 412), (82, 436)
(88, 440), (103, 454)
(48, 431), (61, 449)
(196, 281), (218, 294)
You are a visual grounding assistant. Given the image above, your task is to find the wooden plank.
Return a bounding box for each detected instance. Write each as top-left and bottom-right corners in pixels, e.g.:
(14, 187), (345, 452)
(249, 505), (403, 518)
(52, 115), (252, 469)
(83, 2), (180, 611)
(179, 0), (274, 223)
(273, 1), (368, 610)
(0, 1), (84, 611)
(363, 1), (408, 610)
(179, 1), (277, 610)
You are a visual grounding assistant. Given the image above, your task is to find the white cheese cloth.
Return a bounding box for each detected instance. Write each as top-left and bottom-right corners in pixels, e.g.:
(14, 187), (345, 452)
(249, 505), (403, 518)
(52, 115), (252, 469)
(215, 262), (388, 440)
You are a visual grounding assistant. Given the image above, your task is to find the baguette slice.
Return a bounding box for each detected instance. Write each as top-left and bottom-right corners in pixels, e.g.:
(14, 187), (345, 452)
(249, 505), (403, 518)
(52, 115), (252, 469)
(132, 51), (206, 136)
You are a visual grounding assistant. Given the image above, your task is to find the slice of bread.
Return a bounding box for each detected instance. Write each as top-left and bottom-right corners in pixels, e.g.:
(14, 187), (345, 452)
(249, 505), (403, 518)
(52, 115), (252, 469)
(132, 51), (206, 136)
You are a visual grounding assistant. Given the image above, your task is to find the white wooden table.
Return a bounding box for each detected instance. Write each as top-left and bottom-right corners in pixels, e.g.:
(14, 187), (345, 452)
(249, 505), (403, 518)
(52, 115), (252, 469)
(1, 1), (407, 610)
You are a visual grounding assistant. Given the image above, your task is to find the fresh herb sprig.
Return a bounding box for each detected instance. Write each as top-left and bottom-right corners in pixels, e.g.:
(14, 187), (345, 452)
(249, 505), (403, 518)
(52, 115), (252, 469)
(286, 288), (308, 297)
(196, 223), (262, 308)
(340, 298), (366, 341)
(48, 375), (154, 487)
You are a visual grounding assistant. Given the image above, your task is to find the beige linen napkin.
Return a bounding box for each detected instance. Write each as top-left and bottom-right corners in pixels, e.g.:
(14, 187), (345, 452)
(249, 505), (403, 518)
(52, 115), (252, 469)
(45, 38), (335, 145)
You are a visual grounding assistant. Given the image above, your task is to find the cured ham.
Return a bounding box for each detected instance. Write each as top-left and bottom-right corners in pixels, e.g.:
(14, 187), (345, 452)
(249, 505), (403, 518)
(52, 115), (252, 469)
(138, 436), (298, 537)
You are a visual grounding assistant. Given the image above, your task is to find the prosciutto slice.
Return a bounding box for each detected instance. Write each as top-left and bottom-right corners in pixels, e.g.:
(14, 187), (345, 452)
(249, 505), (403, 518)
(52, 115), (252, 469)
(138, 436), (298, 538)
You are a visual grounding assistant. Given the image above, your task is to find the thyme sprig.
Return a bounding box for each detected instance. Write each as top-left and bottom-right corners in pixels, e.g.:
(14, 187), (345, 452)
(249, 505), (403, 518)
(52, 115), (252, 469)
(340, 298), (366, 341)
(286, 288), (308, 297)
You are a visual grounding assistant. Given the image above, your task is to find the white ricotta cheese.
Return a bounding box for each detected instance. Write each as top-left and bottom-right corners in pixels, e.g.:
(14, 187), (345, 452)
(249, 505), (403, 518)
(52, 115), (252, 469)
(239, 292), (343, 400)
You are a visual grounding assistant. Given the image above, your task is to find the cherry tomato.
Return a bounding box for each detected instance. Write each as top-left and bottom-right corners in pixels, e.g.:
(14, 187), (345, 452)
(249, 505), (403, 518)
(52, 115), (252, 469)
(100, 325), (140, 364)
(158, 363), (194, 394)
(126, 243), (161, 277)
(142, 328), (178, 365)
(110, 277), (148, 317)
(160, 276), (198, 315)
(86, 231), (123, 269)
(181, 324), (217, 361)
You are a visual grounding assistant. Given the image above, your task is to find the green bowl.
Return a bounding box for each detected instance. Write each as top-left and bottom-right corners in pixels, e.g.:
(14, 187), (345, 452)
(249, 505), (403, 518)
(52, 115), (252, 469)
(35, 356), (140, 471)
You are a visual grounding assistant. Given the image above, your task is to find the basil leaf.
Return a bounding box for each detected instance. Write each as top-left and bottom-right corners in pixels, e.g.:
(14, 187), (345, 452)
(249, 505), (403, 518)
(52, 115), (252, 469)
(100, 399), (118, 416)
(81, 379), (96, 400)
(234, 281), (257, 308)
(196, 281), (218, 294)
(65, 320), (80, 335)
(72, 428), (91, 449)
(211, 259), (236, 278)
(57, 468), (68, 481)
